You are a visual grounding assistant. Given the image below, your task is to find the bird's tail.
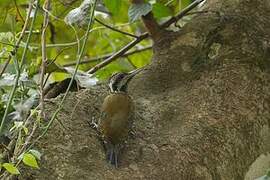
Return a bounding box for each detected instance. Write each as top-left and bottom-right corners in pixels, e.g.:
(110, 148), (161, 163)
(106, 144), (119, 168)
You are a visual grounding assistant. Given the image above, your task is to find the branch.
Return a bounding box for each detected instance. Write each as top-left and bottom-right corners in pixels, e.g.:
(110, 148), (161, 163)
(95, 18), (138, 38)
(141, 12), (162, 41)
(14, 0), (25, 24)
(161, 0), (205, 28)
(130, 0), (162, 40)
(87, 0), (204, 74)
(0, 1), (38, 135)
(0, 55), (12, 79)
(87, 33), (148, 74)
(40, 0), (51, 119)
(64, 45), (152, 67)
(26, 0), (99, 152)
(0, 1), (36, 79)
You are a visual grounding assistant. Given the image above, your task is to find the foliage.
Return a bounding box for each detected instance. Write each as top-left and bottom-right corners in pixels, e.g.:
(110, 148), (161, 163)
(1, 163), (20, 175)
(128, 2), (152, 22)
(0, 0), (194, 177)
(22, 153), (39, 169)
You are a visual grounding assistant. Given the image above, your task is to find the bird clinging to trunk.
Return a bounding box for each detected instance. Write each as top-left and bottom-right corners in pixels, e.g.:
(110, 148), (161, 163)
(98, 69), (142, 167)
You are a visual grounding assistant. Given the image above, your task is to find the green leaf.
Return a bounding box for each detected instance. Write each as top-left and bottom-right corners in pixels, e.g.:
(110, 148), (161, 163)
(29, 149), (42, 161)
(2, 163), (20, 175)
(152, 3), (172, 19)
(128, 3), (152, 22)
(103, 0), (122, 15)
(22, 153), (39, 169)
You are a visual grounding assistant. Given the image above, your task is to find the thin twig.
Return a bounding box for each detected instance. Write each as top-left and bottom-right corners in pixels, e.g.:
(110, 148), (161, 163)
(0, 0), (38, 135)
(47, 47), (71, 67)
(0, 40), (37, 50)
(14, 0), (25, 24)
(41, 0), (98, 135)
(0, 2), (34, 79)
(87, 33), (148, 74)
(43, 72), (51, 88)
(63, 45), (152, 67)
(87, 0), (204, 74)
(8, 107), (40, 179)
(26, 0), (99, 152)
(161, 0), (205, 28)
(13, 105), (40, 160)
(40, 0), (50, 119)
(95, 18), (138, 38)
(0, 143), (11, 153)
(0, 54), (12, 79)
(15, 121), (38, 158)
(0, 23), (134, 50)
(27, 23), (133, 49)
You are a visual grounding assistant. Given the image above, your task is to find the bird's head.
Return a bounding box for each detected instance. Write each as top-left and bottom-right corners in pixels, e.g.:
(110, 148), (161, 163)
(108, 69), (142, 93)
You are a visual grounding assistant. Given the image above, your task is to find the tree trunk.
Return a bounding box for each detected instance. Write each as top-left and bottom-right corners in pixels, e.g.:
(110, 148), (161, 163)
(19, 0), (270, 179)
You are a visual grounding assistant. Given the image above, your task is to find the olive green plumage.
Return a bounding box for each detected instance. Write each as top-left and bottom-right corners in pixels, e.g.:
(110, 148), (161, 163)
(98, 69), (141, 167)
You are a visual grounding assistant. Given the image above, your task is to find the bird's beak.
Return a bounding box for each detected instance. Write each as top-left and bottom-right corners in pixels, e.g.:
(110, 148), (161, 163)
(122, 68), (143, 84)
(127, 68), (143, 79)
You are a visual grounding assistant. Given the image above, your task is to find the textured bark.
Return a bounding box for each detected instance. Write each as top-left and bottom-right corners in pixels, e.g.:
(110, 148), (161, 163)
(18, 0), (270, 179)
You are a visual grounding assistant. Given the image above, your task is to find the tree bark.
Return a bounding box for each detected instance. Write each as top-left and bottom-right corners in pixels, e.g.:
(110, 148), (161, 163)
(19, 0), (270, 179)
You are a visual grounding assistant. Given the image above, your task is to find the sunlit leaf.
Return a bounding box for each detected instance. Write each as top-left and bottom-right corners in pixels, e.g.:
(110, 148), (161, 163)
(22, 153), (39, 169)
(2, 163), (20, 175)
(152, 3), (172, 19)
(103, 0), (121, 15)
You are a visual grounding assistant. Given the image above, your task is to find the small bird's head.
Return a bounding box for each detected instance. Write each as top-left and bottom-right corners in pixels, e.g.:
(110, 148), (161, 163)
(109, 69), (142, 93)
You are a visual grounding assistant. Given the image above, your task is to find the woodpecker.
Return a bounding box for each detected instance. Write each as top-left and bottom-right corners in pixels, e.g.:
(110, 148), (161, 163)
(98, 69), (141, 167)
